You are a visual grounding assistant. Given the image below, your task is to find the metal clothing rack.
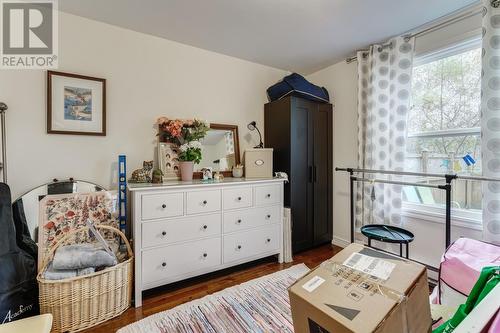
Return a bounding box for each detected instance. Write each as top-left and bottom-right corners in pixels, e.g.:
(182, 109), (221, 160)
(0, 102), (7, 183)
(336, 167), (500, 251)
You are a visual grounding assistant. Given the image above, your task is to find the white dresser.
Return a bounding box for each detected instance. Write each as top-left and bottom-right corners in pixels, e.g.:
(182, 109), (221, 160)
(128, 178), (285, 307)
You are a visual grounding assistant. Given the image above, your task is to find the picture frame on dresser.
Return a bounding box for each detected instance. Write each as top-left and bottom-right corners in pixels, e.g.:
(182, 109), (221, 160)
(158, 142), (181, 181)
(128, 178), (286, 307)
(47, 70), (106, 136)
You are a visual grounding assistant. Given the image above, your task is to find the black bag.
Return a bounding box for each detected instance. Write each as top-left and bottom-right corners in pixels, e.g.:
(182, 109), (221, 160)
(12, 199), (38, 259)
(0, 183), (39, 324)
(267, 73), (330, 103)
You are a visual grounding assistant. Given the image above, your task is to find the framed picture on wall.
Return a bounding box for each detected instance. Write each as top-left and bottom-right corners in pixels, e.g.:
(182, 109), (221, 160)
(47, 71), (106, 135)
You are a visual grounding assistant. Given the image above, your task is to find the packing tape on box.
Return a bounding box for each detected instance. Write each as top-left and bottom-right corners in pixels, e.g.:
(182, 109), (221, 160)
(320, 259), (410, 333)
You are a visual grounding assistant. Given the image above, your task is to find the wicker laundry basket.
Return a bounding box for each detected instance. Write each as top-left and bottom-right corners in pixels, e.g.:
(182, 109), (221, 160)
(37, 225), (133, 333)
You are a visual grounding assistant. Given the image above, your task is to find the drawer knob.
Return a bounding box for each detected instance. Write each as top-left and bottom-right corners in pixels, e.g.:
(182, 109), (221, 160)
(237, 245), (242, 250)
(161, 204), (167, 209)
(266, 238), (271, 243)
(203, 225), (208, 230)
(266, 194), (271, 198)
(202, 200), (208, 205)
(237, 196), (242, 201)
(203, 253), (208, 258)
(161, 262), (166, 267)
(266, 214), (271, 219)
(161, 231), (167, 236)
(237, 219), (242, 224)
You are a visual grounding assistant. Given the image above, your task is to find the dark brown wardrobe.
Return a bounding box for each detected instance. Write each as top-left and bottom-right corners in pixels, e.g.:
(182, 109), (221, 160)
(264, 96), (333, 253)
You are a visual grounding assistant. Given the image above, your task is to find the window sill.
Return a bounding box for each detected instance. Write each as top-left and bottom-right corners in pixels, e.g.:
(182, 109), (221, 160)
(402, 202), (483, 231)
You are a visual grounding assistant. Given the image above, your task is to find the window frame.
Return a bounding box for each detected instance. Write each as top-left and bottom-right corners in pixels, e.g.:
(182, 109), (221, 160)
(403, 35), (483, 229)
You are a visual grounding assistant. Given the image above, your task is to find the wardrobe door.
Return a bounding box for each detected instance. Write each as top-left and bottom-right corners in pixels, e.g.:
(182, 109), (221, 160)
(312, 104), (333, 245)
(264, 98), (291, 205)
(290, 98), (314, 252)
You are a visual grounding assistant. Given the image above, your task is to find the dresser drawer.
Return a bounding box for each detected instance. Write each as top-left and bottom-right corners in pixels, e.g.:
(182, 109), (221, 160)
(141, 192), (184, 220)
(223, 187), (252, 210)
(142, 237), (221, 286)
(186, 190), (221, 215)
(223, 206), (280, 233)
(223, 225), (279, 264)
(142, 213), (221, 248)
(255, 184), (280, 206)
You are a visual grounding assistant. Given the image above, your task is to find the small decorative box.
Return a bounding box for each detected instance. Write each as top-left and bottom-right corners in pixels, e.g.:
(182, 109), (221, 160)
(244, 148), (273, 178)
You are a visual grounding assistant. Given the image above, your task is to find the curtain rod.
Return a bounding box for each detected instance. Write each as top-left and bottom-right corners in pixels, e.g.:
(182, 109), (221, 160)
(345, 4), (483, 64)
(346, 42), (393, 64)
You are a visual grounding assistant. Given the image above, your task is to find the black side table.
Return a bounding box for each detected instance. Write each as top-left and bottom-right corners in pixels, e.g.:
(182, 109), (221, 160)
(360, 224), (415, 259)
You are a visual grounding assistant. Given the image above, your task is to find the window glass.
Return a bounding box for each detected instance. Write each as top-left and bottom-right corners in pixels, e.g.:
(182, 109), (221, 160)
(404, 40), (482, 211)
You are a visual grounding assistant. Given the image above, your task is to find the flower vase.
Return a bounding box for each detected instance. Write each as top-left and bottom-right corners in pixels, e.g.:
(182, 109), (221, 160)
(179, 161), (194, 181)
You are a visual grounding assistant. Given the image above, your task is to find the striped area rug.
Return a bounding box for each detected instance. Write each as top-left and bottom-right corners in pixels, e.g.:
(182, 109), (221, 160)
(118, 264), (309, 333)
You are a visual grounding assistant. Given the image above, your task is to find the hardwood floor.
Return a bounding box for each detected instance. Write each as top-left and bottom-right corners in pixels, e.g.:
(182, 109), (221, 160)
(82, 244), (341, 333)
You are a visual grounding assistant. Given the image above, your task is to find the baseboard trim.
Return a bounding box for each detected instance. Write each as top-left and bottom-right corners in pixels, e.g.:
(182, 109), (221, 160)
(331, 236), (350, 248)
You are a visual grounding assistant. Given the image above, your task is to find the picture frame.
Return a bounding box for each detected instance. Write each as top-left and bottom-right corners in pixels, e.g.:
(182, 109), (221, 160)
(158, 142), (181, 181)
(47, 70), (106, 136)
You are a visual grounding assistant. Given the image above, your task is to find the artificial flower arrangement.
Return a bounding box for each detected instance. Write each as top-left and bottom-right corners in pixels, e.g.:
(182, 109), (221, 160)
(157, 117), (209, 180)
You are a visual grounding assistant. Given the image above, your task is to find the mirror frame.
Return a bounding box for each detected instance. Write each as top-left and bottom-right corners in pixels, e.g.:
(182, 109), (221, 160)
(193, 123), (240, 179)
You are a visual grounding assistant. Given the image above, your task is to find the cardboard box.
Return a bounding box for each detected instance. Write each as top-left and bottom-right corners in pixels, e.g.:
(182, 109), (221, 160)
(289, 244), (431, 333)
(244, 148), (273, 178)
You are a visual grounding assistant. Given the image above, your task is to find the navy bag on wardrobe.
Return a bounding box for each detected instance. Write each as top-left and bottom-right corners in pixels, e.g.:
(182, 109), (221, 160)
(267, 73), (330, 103)
(0, 183), (39, 324)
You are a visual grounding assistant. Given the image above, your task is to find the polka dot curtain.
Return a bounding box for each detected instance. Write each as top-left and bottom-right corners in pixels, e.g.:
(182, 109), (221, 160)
(355, 36), (415, 233)
(481, 0), (500, 244)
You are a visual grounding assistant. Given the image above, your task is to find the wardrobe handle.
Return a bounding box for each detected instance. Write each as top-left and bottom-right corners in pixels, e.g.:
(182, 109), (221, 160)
(202, 200), (208, 205)
(237, 219), (242, 224)
(203, 253), (208, 258)
(203, 225), (208, 230)
(161, 231), (167, 236)
(237, 245), (242, 250)
(161, 204), (167, 209)
(309, 166), (313, 183)
(161, 262), (166, 267)
(313, 166), (317, 183)
(237, 196), (242, 201)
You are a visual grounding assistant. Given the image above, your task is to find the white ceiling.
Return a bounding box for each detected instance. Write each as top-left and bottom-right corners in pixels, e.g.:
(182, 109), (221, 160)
(59, 0), (479, 74)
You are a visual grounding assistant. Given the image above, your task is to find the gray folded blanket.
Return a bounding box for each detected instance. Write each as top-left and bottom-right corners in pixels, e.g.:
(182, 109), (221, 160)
(52, 243), (118, 270)
(43, 262), (95, 280)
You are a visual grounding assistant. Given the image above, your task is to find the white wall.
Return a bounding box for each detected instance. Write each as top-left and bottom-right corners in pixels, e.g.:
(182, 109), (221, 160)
(0, 12), (288, 199)
(306, 12), (484, 267)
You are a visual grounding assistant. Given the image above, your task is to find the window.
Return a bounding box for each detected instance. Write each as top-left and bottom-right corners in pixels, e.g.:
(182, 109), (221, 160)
(404, 37), (482, 217)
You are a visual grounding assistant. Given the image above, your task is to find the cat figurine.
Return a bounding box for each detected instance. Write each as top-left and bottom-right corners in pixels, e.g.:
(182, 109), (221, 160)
(130, 160), (154, 183)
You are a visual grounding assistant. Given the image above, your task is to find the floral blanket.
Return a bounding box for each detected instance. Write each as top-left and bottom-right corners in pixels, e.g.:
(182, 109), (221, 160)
(38, 191), (119, 270)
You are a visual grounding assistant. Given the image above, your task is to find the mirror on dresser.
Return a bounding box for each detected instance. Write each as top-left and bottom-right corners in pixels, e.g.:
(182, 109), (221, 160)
(194, 123), (240, 178)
